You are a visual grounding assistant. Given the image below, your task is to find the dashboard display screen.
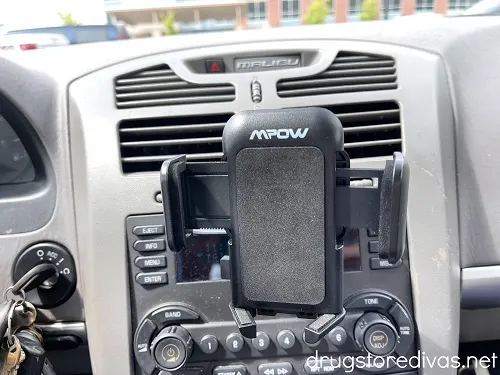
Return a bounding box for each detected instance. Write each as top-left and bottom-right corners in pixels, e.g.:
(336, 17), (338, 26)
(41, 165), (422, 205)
(176, 229), (361, 283)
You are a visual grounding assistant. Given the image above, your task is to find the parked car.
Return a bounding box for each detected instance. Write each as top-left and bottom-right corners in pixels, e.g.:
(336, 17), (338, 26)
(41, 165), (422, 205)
(463, 0), (500, 15)
(6, 24), (130, 45)
(0, 33), (69, 51)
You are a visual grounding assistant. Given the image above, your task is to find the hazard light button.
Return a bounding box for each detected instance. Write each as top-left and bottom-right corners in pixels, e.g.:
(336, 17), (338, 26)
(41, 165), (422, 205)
(206, 59), (225, 73)
(213, 364), (247, 375)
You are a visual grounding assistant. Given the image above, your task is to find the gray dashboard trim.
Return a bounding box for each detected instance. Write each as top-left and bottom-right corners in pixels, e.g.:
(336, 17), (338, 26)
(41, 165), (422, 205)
(0, 58), (84, 322)
(69, 39), (459, 375)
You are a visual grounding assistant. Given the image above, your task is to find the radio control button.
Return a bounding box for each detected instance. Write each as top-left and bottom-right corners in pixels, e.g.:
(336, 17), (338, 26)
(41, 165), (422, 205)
(305, 357), (339, 374)
(368, 241), (378, 254)
(135, 255), (166, 269)
(277, 330), (295, 350)
(328, 326), (347, 346)
(213, 365), (247, 375)
(367, 228), (378, 237)
(134, 239), (166, 252)
(199, 334), (218, 354)
(226, 333), (244, 353)
(133, 225), (165, 236)
(136, 272), (168, 285)
(345, 293), (394, 311)
(252, 331), (270, 351)
(369, 258), (403, 270)
(150, 305), (199, 326)
(258, 362), (293, 375)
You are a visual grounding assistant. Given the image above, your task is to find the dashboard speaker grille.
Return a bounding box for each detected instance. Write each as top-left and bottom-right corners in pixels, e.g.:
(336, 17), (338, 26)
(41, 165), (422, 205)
(114, 64), (236, 109)
(276, 51), (397, 97)
(119, 101), (400, 173)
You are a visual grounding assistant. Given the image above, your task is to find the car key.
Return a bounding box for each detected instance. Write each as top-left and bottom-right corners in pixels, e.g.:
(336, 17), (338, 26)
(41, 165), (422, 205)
(9, 303), (36, 337)
(0, 335), (25, 375)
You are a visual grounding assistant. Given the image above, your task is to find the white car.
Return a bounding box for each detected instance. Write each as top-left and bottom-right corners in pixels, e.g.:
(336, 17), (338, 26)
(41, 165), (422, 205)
(0, 33), (69, 51)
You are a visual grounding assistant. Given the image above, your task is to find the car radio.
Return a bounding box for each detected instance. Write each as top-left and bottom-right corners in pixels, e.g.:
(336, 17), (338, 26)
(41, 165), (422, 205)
(126, 108), (415, 375)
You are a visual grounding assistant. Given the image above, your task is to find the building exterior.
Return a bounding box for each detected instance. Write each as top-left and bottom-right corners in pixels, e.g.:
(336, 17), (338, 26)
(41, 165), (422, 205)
(104, 0), (479, 36)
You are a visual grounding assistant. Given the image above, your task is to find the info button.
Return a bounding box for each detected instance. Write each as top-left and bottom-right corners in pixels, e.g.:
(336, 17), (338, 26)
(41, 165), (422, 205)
(134, 239), (166, 252)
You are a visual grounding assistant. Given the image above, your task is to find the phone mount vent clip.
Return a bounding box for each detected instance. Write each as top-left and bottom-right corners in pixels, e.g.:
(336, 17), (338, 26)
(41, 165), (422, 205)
(160, 108), (409, 345)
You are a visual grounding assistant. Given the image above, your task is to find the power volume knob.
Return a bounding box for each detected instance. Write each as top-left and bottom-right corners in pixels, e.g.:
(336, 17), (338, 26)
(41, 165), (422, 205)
(150, 326), (193, 371)
(354, 312), (398, 357)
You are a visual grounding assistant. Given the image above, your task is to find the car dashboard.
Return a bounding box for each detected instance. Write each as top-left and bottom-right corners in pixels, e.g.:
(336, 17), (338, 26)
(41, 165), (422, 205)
(1, 17), (500, 375)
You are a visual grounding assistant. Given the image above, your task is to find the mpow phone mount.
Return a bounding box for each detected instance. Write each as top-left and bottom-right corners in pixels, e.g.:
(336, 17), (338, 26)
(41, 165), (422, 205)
(160, 108), (409, 345)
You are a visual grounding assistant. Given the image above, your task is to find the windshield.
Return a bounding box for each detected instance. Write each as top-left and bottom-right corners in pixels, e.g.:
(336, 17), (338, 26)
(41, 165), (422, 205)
(0, 0), (491, 48)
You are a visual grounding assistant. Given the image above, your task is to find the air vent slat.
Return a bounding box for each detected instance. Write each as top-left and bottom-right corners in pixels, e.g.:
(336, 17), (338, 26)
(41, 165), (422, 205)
(115, 64), (235, 109)
(116, 75), (182, 86)
(344, 139), (402, 148)
(119, 102), (401, 173)
(333, 55), (383, 63)
(277, 51), (397, 98)
(116, 95), (236, 109)
(343, 123), (400, 133)
(336, 109), (400, 122)
(116, 81), (192, 93)
(319, 67), (396, 79)
(121, 136), (222, 147)
(135, 69), (176, 78)
(331, 60), (394, 70)
(120, 123), (227, 135)
(116, 86), (235, 101)
(278, 83), (398, 98)
(276, 75), (397, 90)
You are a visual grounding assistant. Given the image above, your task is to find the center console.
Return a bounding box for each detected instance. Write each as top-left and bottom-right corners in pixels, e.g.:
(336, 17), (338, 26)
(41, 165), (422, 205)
(125, 108), (416, 375)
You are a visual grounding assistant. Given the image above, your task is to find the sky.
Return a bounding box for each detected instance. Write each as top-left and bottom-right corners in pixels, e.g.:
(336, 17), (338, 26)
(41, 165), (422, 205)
(0, 0), (107, 31)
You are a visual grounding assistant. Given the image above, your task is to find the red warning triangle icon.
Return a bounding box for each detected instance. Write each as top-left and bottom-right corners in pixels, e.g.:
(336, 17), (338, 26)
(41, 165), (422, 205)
(210, 61), (221, 72)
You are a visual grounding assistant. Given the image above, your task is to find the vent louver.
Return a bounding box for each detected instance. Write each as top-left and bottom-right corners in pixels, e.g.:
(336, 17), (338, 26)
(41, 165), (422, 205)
(277, 52), (397, 98)
(114, 65), (236, 109)
(119, 101), (400, 173)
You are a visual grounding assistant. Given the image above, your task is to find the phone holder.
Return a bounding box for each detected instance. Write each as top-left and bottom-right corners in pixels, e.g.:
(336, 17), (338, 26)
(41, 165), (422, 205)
(160, 108), (409, 345)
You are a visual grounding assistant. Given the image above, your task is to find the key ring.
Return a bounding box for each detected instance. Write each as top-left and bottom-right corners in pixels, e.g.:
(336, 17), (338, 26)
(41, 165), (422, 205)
(4, 286), (26, 305)
(6, 298), (23, 347)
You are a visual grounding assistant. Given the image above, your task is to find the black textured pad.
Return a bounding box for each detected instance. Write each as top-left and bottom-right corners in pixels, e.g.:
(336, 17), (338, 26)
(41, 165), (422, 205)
(235, 146), (325, 305)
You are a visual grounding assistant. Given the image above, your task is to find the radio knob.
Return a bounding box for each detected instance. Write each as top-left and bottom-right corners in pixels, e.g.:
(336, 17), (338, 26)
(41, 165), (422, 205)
(150, 326), (193, 371)
(354, 312), (398, 357)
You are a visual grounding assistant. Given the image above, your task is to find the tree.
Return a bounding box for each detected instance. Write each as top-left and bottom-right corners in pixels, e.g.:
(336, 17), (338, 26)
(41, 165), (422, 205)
(162, 11), (177, 35)
(303, 0), (330, 24)
(359, 0), (379, 21)
(58, 12), (79, 25)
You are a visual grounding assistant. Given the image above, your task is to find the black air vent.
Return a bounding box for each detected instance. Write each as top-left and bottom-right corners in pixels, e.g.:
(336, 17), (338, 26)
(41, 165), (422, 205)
(277, 52), (397, 97)
(119, 101), (400, 173)
(114, 65), (236, 109)
(327, 101), (401, 159)
(120, 113), (232, 173)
